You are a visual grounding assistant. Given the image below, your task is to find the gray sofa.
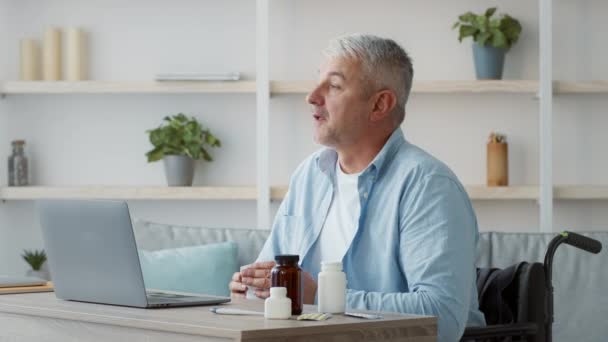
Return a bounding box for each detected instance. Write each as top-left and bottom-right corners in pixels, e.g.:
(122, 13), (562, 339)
(133, 219), (607, 342)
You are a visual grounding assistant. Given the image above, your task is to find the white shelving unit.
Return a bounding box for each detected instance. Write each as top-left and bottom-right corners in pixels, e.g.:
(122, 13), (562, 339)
(1, 0), (606, 232)
(538, 0), (553, 232)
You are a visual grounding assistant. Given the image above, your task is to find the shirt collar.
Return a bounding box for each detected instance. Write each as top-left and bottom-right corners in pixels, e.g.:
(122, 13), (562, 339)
(316, 128), (406, 177)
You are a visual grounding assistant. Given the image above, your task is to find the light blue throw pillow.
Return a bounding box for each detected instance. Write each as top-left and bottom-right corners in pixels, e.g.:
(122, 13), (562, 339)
(138, 241), (238, 297)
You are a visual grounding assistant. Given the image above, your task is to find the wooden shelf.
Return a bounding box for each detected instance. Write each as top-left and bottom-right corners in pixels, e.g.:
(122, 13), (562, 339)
(2, 80), (607, 96)
(0, 185), (537, 201)
(272, 185), (608, 200)
(554, 185), (608, 199)
(269, 185), (540, 200)
(271, 80), (539, 94)
(554, 81), (608, 94)
(0, 81), (257, 94)
(0, 186), (259, 200)
(274, 80), (608, 95)
(3, 185), (608, 201)
(465, 185), (539, 200)
(270, 186), (289, 200)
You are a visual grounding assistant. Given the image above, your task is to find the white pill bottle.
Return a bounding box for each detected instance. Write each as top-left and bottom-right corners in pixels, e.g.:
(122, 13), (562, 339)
(317, 261), (347, 314)
(264, 287), (292, 319)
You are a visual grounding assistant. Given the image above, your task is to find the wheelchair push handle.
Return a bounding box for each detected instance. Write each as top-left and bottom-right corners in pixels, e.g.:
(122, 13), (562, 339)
(542, 231), (602, 342)
(561, 231), (602, 254)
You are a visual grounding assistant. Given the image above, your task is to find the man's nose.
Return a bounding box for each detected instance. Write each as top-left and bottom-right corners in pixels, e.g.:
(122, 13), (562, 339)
(306, 85), (324, 106)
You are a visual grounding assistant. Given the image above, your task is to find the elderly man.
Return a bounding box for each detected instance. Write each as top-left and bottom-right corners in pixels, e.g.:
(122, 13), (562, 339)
(230, 34), (485, 341)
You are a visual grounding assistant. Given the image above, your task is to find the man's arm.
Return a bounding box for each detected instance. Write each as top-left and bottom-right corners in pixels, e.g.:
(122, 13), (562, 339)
(230, 183), (296, 298)
(241, 185), (318, 303)
(229, 195), (288, 298)
(347, 174), (478, 341)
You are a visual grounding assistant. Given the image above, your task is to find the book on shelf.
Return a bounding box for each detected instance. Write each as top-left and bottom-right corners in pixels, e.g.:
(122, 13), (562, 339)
(0, 275), (54, 295)
(155, 72), (241, 81)
(0, 283), (54, 295)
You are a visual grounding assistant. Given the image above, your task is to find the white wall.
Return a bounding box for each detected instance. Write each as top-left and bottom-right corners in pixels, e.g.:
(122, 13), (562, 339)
(1, 0), (607, 275)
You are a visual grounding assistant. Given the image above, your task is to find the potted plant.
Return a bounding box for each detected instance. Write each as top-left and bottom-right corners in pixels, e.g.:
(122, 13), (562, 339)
(146, 113), (221, 186)
(22, 249), (50, 280)
(453, 7), (522, 79)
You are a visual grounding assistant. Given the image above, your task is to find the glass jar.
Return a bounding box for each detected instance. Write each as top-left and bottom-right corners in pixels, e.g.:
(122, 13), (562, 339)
(271, 254), (302, 315)
(8, 140), (29, 186)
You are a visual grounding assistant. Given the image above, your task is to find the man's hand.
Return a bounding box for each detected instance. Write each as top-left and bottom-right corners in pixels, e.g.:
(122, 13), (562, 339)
(302, 271), (317, 304)
(228, 271), (247, 299)
(240, 261), (275, 299)
(232, 260), (318, 303)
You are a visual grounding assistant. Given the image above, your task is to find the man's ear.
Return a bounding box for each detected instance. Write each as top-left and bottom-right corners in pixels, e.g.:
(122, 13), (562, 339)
(370, 90), (397, 122)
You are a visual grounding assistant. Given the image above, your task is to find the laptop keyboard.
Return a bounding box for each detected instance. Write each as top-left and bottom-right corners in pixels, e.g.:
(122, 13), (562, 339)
(146, 292), (194, 299)
(145, 291), (230, 307)
(146, 292), (203, 305)
(146, 291), (205, 304)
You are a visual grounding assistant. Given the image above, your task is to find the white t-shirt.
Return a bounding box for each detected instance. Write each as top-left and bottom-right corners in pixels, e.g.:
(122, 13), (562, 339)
(312, 160), (362, 264)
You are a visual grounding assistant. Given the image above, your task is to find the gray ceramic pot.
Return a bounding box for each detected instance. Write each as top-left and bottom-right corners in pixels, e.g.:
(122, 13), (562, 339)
(163, 155), (195, 186)
(472, 43), (507, 80)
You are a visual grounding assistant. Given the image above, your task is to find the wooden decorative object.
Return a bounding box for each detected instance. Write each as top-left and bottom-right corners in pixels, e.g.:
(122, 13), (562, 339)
(487, 142), (508, 186)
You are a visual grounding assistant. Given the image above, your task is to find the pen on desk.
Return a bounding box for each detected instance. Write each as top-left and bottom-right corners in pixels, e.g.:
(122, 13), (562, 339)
(344, 312), (383, 319)
(210, 307), (264, 316)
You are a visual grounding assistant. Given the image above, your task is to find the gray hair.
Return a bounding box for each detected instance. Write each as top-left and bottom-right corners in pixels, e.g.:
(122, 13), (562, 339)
(323, 34), (414, 124)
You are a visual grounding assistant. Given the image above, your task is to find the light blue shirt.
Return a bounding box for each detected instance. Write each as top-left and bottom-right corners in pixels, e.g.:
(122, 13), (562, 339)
(257, 128), (486, 341)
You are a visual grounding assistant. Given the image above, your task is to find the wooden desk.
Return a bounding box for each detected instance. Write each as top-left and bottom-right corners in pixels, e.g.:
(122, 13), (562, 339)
(0, 293), (436, 341)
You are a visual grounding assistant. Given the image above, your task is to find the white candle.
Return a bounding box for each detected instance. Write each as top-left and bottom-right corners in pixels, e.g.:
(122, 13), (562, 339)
(66, 28), (87, 81)
(20, 38), (41, 81)
(43, 28), (62, 81)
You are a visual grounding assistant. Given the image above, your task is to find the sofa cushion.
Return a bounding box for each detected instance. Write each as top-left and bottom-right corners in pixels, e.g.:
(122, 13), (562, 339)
(477, 231), (608, 342)
(132, 219), (269, 267)
(139, 241), (238, 297)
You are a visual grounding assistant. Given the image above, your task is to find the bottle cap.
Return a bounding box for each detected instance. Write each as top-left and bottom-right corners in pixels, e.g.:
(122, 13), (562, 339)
(269, 287), (287, 297)
(11, 140), (25, 146)
(274, 254), (299, 263)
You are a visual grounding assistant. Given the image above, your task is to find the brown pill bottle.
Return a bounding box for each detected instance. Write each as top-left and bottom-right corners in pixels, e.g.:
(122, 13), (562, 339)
(271, 254), (302, 315)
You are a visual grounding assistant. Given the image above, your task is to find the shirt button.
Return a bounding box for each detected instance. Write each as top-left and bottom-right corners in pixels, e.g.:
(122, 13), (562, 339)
(363, 192), (368, 198)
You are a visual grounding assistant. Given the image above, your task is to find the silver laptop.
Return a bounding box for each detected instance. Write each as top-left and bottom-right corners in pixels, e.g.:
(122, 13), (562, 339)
(37, 199), (231, 308)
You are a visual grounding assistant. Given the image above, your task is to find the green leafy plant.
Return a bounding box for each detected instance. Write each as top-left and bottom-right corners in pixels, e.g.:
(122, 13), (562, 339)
(453, 7), (522, 49)
(22, 249), (46, 271)
(145, 113), (221, 163)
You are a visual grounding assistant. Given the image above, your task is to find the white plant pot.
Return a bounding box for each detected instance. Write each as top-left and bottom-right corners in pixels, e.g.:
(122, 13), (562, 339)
(26, 269), (51, 281)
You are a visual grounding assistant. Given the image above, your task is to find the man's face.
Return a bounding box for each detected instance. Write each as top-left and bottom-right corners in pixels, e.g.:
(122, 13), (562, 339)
(306, 56), (374, 148)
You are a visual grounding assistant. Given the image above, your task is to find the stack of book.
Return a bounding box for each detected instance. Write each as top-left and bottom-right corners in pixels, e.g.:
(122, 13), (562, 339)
(0, 276), (53, 295)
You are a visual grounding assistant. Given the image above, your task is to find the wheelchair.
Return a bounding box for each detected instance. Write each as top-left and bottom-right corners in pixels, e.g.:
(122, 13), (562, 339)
(461, 231), (603, 342)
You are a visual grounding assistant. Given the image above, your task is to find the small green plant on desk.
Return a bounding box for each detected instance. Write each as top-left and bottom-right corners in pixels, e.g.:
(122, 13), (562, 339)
(22, 249), (46, 271)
